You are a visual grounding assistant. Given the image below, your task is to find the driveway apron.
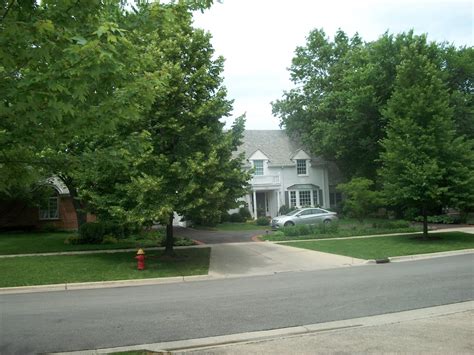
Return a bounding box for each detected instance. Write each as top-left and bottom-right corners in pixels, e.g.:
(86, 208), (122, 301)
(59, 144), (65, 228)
(208, 242), (365, 277)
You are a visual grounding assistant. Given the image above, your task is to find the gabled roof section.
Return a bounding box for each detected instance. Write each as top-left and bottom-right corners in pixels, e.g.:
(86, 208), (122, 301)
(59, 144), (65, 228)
(248, 149), (269, 160)
(234, 130), (325, 166)
(290, 149), (311, 160)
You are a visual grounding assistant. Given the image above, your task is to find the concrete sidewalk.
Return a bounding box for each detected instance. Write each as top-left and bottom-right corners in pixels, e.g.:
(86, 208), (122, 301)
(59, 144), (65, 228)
(181, 306), (474, 354)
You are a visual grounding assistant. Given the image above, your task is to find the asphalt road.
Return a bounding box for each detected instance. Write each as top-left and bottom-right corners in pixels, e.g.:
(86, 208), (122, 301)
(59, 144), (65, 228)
(1, 254), (473, 354)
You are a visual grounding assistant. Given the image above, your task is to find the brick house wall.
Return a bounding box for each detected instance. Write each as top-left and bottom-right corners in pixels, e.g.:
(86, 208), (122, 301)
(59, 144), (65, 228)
(0, 197), (95, 231)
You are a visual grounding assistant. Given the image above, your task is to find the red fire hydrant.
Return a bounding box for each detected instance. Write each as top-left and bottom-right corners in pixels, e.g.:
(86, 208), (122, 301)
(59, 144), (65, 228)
(135, 248), (146, 270)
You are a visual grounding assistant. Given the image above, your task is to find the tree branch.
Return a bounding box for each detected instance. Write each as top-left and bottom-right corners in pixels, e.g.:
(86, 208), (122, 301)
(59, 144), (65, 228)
(1, 0), (16, 22)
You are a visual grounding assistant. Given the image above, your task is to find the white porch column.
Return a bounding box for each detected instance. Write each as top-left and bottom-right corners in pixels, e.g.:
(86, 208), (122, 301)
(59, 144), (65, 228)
(276, 190), (281, 215)
(253, 190), (257, 219)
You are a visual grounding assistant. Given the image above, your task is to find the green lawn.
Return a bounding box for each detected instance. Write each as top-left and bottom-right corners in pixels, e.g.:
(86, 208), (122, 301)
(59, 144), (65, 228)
(0, 248), (210, 287)
(283, 232), (474, 259)
(196, 222), (270, 231)
(0, 231), (182, 255)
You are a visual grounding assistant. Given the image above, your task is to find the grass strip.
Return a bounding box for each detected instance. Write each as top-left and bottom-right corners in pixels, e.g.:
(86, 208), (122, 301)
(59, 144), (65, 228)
(0, 232), (175, 255)
(0, 248), (210, 287)
(281, 232), (474, 260)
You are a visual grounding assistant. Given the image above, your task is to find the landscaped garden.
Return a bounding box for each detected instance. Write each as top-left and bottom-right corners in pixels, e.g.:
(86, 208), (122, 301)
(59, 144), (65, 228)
(0, 248), (210, 287)
(282, 232), (474, 260)
(261, 218), (422, 241)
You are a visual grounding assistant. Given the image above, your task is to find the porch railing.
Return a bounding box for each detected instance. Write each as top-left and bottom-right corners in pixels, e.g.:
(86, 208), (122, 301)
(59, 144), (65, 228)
(251, 175), (280, 186)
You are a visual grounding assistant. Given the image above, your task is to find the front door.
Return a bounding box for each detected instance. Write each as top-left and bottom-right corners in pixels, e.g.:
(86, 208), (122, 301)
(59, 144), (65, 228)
(256, 192), (266, 217)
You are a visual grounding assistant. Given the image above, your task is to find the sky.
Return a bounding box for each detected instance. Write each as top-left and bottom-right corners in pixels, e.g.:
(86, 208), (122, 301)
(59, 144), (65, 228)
(193, 0), (473, 130)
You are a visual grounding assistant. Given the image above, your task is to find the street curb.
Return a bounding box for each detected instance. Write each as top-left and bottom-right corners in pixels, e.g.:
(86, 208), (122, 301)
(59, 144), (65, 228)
(51, 301), (474, 355)
(0, 276), (209, 295)
(2, 249), (472, 295)
(364, 249), (474, 264)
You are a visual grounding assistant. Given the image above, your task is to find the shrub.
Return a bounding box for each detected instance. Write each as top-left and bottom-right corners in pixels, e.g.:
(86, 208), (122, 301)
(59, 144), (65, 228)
(159, 236), (195, 247)
(372, 220), (410, 229)
(78, 222), (106, 244)
(229, 213), (245, 223)
(279, 205), (296, 215)
(101, 235), (118, 244)
(172, 237), (195, 246)
(220, 212), (231, 223)
(101, 222), (125, 239)
(40, 223), (59, 233)
(337, 178), (384, 220)
(413, 215), (456, 224)
(281, 221), (339, 237)
(64, 236), (81, 245)
(279, 205), (290, 215)
(102, 221), (143, 239)
(256, 216), (270, 226)
(239, 207), (252, 221)
(282, 224), (312, 236)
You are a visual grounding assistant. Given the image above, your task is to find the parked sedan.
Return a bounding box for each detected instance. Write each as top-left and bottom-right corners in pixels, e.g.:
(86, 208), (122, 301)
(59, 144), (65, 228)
(271, 208), (338, 229)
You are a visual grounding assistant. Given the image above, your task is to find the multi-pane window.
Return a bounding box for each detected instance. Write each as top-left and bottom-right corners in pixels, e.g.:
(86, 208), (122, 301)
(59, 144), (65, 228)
(39, 196), (59, 220)
(253, 160), (264, 176)
(299, 190), (311, 206)
(290, 191), (297, 207)
(296, 159), (307, 175)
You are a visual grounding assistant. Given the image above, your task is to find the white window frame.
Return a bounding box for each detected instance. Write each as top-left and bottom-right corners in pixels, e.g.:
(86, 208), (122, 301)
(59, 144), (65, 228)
(296, 159), (308, 176)
(253, 160), (264, 176)
(288, 189), (319, 208)
(299, 190), (311, 207)
(39, 196), (60, 220)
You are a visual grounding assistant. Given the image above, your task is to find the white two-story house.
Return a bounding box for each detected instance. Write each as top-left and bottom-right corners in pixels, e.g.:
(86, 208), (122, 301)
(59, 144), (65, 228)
(234, 130), (336, 219)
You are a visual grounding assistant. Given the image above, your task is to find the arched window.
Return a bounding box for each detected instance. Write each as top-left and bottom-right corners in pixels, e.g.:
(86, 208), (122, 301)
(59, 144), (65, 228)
(39, 188), (59, 220)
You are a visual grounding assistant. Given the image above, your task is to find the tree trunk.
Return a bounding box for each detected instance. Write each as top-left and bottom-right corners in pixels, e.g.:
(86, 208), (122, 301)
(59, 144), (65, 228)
(164, 213), (175, 256)
(68, 184), (87, 230)
(422, 205), (428, 240)
(60, 176), (87, 231)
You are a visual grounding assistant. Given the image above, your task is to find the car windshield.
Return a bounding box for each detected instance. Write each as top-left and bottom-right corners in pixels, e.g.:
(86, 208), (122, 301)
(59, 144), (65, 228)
(286, 209), (301, 216)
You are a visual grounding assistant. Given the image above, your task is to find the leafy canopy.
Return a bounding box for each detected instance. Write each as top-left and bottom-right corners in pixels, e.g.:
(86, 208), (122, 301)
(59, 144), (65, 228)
(273, 29), (473, 181)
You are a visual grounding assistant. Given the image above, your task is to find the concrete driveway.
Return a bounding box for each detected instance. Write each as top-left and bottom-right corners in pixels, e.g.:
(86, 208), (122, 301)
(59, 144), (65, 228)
(208, 242), (365, 277)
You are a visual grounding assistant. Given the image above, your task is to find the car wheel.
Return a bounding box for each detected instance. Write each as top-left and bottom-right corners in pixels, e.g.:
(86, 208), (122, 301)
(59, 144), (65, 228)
(284, 221), (295, 227)
(323, 219), (331, 224)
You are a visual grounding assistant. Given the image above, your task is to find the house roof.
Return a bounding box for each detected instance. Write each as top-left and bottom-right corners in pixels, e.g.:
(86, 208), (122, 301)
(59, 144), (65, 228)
(235, 130), (325, 167)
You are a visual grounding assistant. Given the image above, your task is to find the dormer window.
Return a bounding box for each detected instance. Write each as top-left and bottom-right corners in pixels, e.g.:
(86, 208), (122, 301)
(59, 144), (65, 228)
(253, 160), (264, 176)
(296, 159), (307, 175)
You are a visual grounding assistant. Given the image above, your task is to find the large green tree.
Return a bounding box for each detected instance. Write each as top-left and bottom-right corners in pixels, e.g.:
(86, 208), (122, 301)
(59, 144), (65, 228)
(0, 0), (156, 225)
(273, 30), (473, 181)
(379, 43), (474, 238)
(72, 1), (250, 254)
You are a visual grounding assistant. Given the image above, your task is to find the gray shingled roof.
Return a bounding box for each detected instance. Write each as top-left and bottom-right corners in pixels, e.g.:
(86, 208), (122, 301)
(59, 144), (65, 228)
(234, 130), (325, 167)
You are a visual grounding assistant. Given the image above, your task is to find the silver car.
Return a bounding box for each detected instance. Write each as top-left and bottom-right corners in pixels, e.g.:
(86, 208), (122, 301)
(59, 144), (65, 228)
(271, 208), (338, 229)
